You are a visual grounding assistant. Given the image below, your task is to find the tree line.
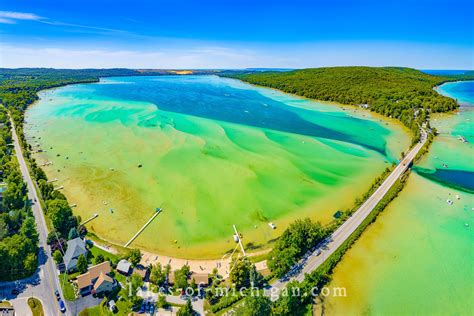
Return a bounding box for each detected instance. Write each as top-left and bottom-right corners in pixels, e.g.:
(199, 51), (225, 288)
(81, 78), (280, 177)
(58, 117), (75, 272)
(0, 106), (38, 281)
(222, 67), (473, 143)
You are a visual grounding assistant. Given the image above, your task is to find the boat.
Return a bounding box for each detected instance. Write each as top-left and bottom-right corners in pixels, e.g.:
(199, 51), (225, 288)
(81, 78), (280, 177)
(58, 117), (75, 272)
(456, 194), (460, 200)
(268, 222), (276, 229)
(446, 199), (453, 205)
(233, 234), (239, 243)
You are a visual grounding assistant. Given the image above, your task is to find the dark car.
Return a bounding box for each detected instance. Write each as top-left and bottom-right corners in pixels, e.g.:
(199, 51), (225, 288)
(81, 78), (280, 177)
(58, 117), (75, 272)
(59, 299), (66, 313)
(139, 302), (146, 313)
(55, 289), (60, 300)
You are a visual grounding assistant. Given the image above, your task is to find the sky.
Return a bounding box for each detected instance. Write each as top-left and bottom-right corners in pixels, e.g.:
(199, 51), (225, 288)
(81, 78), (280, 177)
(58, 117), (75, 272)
(0, 0), (473, 69)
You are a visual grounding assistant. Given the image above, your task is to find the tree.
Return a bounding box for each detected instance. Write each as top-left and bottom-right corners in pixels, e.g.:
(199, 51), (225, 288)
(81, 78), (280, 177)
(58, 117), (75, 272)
(174, 264), (190, 289)
(94, 254), (104, 265)
(46, 199), (76, 236)
(20, 217), (38, 244)
(249, 264), (263, 287)
(157, 294), (169, 309)
(127, 248), (142, 267)
(230, 257), (252, 288)
(177, 299), (194, 316)
(76, 254), (87, 273)
(150, 263), (166, 286)
(68, 227), (78, 240)
(236, 295), (271, 316)
(53, 250), (63, 264)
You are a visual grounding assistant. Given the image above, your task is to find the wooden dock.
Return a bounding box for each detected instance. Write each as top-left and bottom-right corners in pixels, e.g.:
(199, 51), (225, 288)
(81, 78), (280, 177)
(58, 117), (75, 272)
(233, 224), (246, 256)
(81, 213), (98, 225)
(124, 208), (162, 247)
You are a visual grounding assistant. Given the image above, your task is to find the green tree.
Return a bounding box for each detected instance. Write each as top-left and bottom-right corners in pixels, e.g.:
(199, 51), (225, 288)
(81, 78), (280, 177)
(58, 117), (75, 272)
(94, 254), (104, 265)
(53, 250), (63, 264)
(127, 248), (142, 267)
(174, 264), (190, 289)
(236, 295), (271, 316)
(76, 254), (87, 273)
(157, 294), (169, 309)
(230, 257), (252, 288)
(68, 227), (78, 240)
(177, 299), (194, 316)
(150, 263), (166, 286)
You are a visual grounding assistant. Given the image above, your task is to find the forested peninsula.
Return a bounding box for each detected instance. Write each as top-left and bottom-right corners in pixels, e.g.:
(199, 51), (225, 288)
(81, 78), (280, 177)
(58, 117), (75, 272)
(222, 67), (474, 141)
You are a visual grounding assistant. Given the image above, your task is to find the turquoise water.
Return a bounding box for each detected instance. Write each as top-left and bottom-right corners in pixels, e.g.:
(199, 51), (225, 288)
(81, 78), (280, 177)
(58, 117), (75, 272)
(24, 75), (409, 257)
(415, 81), (474, 192)
(324, 80), (474, 315)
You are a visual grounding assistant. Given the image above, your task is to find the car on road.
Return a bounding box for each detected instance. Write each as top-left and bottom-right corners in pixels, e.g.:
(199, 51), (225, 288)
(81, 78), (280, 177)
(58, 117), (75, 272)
(55, 289), (60, 300)
(139, 302), (146, 313)
(59, 299), (66, 313)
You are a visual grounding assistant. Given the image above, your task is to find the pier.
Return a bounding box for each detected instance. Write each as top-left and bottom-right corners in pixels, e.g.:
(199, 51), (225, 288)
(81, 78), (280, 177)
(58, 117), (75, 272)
(124, 208), (162, 247)
(81, 213), (98, 225)
(233, 224), (246, 256)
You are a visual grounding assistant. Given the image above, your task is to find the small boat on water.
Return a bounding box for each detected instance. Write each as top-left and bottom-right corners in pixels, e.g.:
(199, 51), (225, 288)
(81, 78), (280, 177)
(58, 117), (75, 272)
(442, 163), (449, 168)
(456, 194), (460, 200)
(447, 199), (453, 205)
(268, 222), (276, 229)
(457, 135), (468, 143)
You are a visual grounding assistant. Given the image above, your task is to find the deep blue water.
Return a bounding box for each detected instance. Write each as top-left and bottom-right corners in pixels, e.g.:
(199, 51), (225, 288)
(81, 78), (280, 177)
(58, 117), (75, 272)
(415, 167), (474, 193)
(69, 75), (391, 155)
(416, 80), (474, 191)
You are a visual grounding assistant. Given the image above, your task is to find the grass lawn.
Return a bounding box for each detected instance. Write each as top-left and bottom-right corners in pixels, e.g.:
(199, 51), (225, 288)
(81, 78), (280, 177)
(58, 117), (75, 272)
(27, 297), (45, 316)
(78, 305), (103, 316)
(79, 300), (133, 316)
(88, 245), (119, 265)
(59, 274), (77, 301)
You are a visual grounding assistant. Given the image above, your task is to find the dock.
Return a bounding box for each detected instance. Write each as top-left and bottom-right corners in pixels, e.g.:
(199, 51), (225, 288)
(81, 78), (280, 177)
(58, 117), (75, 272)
(81, 213), (98, 225)
(53, 185), (64, 191)
(124, 208), (162, 247)
(233, 224), (246, 256)
(47, 178), (58, 183)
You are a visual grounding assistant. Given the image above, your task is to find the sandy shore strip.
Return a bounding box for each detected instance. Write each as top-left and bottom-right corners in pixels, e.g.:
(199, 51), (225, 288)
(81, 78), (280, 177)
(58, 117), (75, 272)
(90, 238), (269, 277)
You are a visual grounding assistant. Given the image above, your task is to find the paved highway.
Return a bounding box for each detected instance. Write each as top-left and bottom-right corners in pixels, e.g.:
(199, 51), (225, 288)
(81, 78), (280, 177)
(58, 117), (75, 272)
(268, 131), (426, 297)
(9, 116), (69, 316)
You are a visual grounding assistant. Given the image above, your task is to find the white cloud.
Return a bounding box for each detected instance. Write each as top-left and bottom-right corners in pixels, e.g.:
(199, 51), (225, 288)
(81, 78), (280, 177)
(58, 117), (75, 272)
(0, 11), (43, 24)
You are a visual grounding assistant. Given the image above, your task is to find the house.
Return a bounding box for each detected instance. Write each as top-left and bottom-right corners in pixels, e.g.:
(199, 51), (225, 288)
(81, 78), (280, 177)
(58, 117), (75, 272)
(76, 261), (114, 296)
(0, 301), (15, 316)
(63, 237), (88, 272)
(116, 259), (132, 275)
(191, 273), (209, 287)
(133, 264), (149, 281)
(93, 273), (115, 295)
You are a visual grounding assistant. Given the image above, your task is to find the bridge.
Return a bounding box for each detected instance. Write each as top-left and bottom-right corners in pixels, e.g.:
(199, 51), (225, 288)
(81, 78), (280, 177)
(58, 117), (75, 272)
(267, 130), (427, 298)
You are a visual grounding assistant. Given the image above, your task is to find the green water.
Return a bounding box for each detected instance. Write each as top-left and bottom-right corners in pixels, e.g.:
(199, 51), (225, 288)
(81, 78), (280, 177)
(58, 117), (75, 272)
(324, 81), (474, 315)
(24, 75), (409, 258)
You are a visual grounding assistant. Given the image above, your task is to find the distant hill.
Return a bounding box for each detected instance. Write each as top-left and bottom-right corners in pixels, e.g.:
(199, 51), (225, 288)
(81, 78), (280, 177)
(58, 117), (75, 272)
(222, 66), (474, 140)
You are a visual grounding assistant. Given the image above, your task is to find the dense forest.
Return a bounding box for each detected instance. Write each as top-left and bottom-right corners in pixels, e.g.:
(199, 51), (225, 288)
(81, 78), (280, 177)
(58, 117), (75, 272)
(223, 67), (473, 141)
(0, 106), (38, 281)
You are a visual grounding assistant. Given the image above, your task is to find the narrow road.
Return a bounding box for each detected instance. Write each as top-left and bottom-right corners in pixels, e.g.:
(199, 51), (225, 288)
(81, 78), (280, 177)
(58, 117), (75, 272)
(9, 117), (69, 316)
(268, 132), (426, 297)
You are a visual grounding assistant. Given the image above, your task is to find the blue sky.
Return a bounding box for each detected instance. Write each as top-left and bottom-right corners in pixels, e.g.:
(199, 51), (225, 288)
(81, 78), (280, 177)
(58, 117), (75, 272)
(0, 0), (472, 69)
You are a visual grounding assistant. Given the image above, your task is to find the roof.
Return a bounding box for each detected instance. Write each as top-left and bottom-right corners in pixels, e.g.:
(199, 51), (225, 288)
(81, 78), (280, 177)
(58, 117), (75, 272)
(191, 273), (209, 285)
(76, 261), (111, 289)
(133, 265), (148, 279)
(93, 272), (114, 291)
(117, 259), (132, 273)
(63, 237), (87, 270)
